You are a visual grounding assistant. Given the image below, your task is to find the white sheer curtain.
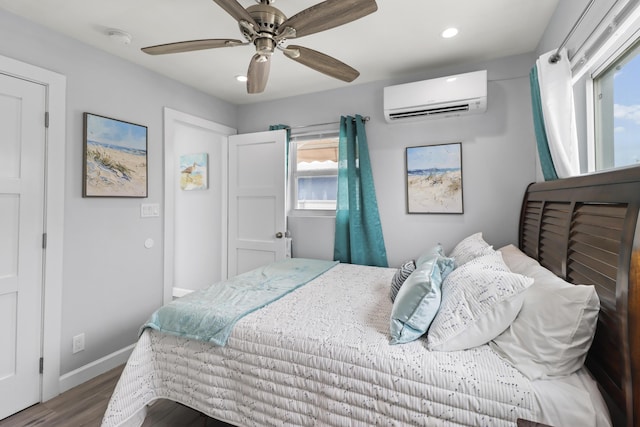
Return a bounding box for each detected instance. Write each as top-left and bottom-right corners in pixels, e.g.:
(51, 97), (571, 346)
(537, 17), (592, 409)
(532, 48), (580, 179)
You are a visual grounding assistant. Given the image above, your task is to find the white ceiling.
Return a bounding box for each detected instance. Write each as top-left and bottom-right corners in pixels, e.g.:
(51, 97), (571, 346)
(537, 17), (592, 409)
(0, 0), (560, 105)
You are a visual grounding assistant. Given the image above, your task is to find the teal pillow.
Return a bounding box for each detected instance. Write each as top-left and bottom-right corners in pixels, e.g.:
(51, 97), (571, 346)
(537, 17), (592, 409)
(389, 252), (455, 345)
(390, 245), (445, 302)
(416, 243), (445, 266)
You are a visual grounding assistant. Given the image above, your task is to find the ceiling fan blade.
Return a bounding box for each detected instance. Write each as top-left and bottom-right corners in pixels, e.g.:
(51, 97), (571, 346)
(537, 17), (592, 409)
(142, 39), (246, 55)
(283, 45), (359, 83)
(212, 0), (258, 28)
(277, 0), (377, 39)
(247, 54), (271, 94)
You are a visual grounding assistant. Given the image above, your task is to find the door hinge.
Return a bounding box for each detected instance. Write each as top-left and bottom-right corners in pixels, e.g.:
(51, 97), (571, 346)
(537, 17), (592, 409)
(42, 233), (47, 249)
(39, 357), (44, 374)
(44, 111), (49, 128)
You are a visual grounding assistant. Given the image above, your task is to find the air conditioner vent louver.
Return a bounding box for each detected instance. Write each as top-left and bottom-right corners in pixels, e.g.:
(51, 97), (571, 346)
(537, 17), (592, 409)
(388, 104), (470, 120)
(384, 70), (487, 123)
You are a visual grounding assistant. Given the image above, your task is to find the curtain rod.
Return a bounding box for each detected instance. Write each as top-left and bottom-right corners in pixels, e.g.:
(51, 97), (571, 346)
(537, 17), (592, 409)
(549, 0), (597, 64)
(288, 116), (370, 130)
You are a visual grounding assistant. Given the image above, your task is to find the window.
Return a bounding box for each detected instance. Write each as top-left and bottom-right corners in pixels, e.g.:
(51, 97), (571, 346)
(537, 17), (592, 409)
(290, 133), (339, 211)
(593, 38), (640, 170)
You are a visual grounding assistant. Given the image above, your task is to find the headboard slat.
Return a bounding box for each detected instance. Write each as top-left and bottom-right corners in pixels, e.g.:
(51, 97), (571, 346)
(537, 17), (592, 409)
(571, 232), (623, 255)
(569, 251), (618, 281)
(568, 264), (617, 294)
(570, 241), (618, 269)
(572, 222), (625, 241)
(577, 204), (628, 218)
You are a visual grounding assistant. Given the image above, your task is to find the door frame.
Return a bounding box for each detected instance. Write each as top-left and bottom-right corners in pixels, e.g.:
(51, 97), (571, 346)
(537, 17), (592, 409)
(163, 108), (236, 304)
(0, 55), (66, 401)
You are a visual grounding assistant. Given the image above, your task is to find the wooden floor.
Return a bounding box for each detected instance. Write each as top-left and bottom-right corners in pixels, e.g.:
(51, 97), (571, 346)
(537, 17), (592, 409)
(0, 365), (229, 427)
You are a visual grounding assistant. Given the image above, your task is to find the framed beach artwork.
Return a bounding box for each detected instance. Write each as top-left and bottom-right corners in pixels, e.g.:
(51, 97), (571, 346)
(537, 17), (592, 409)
(82, 113), (148, 197)
(179, 153), (208, 191)
(405, 142), (463, 214)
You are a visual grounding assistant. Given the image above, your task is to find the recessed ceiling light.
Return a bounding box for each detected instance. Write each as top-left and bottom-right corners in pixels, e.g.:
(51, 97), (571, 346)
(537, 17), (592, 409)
(441, 27), (459, 39)
(235, 75), (248, 82)
(106, 29), (132, 45)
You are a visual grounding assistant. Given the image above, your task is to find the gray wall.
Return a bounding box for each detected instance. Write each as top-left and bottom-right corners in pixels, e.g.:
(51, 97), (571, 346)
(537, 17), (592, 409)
(238, 54), (538, 266)
(0, 8), (237, 375)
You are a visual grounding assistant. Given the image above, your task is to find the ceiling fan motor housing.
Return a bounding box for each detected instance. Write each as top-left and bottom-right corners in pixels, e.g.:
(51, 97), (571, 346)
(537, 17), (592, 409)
(243, 3), (287, 54)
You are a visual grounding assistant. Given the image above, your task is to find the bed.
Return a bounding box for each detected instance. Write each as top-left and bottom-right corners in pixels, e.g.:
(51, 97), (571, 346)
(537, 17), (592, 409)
(101, 166), (640, 427)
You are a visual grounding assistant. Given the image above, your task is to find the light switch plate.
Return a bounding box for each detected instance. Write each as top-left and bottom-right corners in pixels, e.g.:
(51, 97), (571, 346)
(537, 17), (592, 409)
(141, 203), (160, 218)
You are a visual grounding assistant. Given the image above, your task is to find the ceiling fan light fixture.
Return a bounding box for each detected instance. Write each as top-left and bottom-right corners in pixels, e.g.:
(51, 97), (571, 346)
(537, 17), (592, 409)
(235, 75), (248, 82)
(441, 27), (459, 39)
(107, 29), (132, 45)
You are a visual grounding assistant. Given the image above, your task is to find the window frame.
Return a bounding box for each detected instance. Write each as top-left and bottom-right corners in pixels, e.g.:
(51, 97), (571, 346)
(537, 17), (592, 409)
(574, 2), (640, 172)
(593, 39), (640, 170)
(288, 128), (340, 217)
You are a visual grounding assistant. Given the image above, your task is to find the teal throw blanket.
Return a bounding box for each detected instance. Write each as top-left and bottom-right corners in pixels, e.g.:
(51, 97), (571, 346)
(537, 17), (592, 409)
(143, 258), (338, 346)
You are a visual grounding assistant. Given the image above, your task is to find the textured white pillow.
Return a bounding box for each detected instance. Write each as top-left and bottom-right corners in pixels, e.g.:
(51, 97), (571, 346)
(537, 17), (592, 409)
(449, 232), (494, 266)
(492, 245), (600, 380)
(427, 250), (533, 351)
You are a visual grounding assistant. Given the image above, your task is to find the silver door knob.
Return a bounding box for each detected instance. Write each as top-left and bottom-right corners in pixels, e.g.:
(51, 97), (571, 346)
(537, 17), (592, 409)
(275, 232), (283, 239)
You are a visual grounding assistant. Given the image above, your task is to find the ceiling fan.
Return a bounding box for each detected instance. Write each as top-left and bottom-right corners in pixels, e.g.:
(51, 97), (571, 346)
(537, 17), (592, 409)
(141, 0), (378, 94)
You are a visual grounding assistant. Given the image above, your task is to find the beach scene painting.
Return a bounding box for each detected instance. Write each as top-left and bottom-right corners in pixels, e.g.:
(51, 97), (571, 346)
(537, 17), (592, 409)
(180, 153), (208, 191)
(83, 113), (148, 197)
(406, 143), (463, 214)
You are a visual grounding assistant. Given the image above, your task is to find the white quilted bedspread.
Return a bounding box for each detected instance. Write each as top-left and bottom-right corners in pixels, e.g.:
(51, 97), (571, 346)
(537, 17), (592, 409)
(101, 263), (538, 427)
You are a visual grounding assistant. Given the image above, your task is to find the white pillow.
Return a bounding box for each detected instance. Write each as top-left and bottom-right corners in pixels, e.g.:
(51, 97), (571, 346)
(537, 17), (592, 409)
(449, 232), (494, 266)
(427, 250), (533, 351)
(492, 244), (600, 380)
(499, 244), (539, 273)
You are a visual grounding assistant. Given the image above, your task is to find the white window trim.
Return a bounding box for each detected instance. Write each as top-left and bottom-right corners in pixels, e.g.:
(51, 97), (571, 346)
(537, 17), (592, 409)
(584, 77), (597, 171)
(575, 1), (640, 172)
(572, 1), (640, 84)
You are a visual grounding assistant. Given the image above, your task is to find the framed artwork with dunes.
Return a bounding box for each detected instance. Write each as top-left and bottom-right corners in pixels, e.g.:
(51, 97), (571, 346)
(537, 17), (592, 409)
(405, 142), (463, 214)
(82, 113), (148, 197)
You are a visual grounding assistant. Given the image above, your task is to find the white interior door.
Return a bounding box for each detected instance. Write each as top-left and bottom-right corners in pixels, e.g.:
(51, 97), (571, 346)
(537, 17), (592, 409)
(0, 73), (46, 419)
(228, 130), (287, 276)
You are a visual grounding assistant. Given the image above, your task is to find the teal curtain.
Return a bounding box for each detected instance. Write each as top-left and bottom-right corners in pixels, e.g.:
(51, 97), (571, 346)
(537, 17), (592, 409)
(530, 48), (580, 180)
(529, 66), (558, 181)
(334, 115), (388, 267)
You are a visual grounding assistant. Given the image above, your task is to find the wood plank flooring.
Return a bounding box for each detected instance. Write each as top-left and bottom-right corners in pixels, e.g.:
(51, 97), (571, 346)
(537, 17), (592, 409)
(0, 365), (228, 427)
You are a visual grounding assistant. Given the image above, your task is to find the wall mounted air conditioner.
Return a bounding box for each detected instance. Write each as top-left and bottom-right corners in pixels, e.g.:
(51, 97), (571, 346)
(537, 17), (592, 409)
(383, 70), (487, 123)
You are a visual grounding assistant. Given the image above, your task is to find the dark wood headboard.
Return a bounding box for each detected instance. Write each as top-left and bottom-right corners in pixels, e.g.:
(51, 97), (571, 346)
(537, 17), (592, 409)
(519, 166), (640, 427)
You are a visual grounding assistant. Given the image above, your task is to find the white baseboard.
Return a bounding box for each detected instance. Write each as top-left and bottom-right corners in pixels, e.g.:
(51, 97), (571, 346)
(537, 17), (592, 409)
(58, 343), (135, 394)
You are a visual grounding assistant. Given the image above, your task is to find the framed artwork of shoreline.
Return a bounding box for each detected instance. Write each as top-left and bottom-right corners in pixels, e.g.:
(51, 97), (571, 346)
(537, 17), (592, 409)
(82, 112), (148, 198)
(405, 142), (463, 214)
